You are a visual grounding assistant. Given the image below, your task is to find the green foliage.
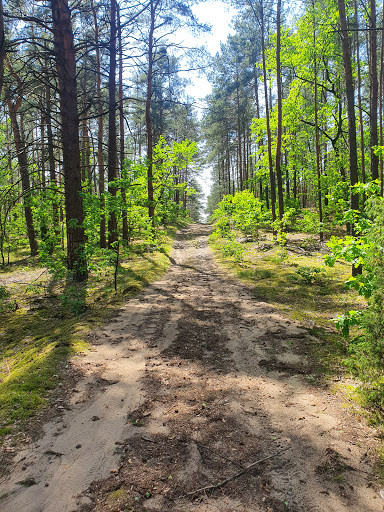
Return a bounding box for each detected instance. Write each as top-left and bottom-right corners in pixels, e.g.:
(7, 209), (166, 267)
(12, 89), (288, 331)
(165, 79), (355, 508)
(0, 285), (13, 312)
(213, 190), (267, 239)
(324, 187), (384, 415)
(294, 210), (323, 235)
(221, 240), (244, 262)
(59, 286), (87, 315)
(294, 266), (325, 284)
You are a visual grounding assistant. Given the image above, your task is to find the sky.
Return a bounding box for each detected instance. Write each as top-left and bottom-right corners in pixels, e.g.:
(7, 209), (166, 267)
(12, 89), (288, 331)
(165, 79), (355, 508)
(176, 2), (236, 214)
(184, 2), (236, 101)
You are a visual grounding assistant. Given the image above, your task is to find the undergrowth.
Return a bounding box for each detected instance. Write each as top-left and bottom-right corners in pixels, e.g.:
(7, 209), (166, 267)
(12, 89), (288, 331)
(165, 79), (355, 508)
(0, 222), (187, 444)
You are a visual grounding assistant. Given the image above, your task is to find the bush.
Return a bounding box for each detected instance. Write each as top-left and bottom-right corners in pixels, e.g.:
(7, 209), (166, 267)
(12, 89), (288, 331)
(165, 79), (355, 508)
(221, 241), (244, 262)
(213, 191), (266, 239)
(294, 266), (325, 284)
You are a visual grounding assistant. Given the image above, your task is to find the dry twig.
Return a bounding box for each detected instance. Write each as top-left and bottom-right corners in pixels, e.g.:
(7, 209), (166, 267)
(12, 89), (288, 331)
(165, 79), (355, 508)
(179, 446), (290, 498)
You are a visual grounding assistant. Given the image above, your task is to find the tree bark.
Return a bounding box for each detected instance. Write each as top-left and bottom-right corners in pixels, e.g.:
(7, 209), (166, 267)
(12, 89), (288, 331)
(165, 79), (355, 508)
(146, 0), (157, 221)
(369, 0), (379, 180)
(0, 0), (4, 97)
(90, 0), (106, 248)
(5, 88), (38, 257)
(108, 0), (118, 248)
(260, 2), (276, 225)
(118, 3), (129, 241)
(312, 0), (323, 242)
(353, 0), (366, 199)
(275, 0), (284, 222)
(236, 59), (243, 191)
(337, 0), (360, 276)
(51, 0), (87, 280)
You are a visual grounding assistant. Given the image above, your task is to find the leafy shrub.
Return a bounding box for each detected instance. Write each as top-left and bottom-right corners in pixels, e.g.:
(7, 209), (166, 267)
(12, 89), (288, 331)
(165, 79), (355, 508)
(221, 241), (244, 262)
(213, 190), (266, 239)
(294, 209), (323, 234)
(59, 286), (87, 315)
(294, 266), (325, 284)
(325, 185), (384, 413)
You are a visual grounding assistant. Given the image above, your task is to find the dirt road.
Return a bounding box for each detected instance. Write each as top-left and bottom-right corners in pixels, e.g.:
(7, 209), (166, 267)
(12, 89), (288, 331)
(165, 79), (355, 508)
(0, 224), (383, 512)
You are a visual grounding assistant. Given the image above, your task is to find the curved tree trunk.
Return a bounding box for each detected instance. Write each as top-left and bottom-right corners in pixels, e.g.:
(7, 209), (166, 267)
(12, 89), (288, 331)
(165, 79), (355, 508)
(5, 90), (38, 257)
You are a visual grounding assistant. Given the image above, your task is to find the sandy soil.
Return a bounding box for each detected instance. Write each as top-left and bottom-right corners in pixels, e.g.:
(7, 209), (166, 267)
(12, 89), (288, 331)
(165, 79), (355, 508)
(0, 224), (383, 512)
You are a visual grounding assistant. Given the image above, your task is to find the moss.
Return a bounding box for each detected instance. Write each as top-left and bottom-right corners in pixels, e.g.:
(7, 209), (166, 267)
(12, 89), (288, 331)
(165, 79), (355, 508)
(106, 488), (130, 508)
(0, 223), (181, 442)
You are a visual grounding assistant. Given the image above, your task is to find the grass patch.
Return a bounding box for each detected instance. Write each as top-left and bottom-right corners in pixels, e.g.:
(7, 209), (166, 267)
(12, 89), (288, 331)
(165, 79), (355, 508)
(0, 224), (183, 444)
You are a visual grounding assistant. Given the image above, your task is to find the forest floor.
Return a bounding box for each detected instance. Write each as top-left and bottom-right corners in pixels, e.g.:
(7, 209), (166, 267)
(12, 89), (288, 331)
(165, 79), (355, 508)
(0, 223), (384, 512)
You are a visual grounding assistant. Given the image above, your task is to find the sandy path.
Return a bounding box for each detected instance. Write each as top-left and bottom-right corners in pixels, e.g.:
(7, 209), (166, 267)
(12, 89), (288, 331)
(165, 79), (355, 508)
(0, 224), (383, 512)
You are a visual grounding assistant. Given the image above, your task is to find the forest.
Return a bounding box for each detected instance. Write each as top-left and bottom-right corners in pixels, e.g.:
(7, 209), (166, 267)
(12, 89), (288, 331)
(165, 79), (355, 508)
(1, 0), (384, 508)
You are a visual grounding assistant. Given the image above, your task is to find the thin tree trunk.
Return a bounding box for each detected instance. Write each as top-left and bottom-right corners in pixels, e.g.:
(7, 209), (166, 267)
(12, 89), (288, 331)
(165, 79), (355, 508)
(5, 89), (38, 256)
(313, 0), (323, 242)
(369, 0), (379, 180)
(236, 60), (243, 190)
(45, 74), (59, 234)
(338, 0), (361, 276)
(275, 0), (284, 222)
(90, 0), (106, 248)
(108, 0), (118, 248)
(379, 0), (384, 195)
(118, 4), (128, 241)
(260, 2), (276, 225)
(0, 0), (4, 97)
(354, 0), (366, 200)
(146, 0), (157, 221)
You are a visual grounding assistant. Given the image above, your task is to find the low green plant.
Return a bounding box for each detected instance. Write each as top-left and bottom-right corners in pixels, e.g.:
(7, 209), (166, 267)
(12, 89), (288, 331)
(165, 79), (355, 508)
(59, 286), (87, 315)
(294, 266), (325, 284)
(0, 285), (11, 312)
(221, 241), (244, 262)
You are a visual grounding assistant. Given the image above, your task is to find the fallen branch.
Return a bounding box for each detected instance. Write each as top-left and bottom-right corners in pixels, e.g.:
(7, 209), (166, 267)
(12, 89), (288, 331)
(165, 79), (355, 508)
(179, 446), (290, 498)
(21, 268), (49, 295)
(197, 443), (245, 470)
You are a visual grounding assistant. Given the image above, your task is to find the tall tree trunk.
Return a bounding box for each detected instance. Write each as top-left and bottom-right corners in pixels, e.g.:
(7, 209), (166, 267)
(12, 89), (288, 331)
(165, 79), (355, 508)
(354, 0), (366, 200)
(313, 0), (323, 242)
(338, 0), (360, 276)
(51, 0), (87, 280)
(275, 0), (284, 222)
(90, 0), (106, 248)
(226, 129), (231, 195)
(369, 0), (379, 180)
(0, 0), (4, 97)
(45, 72), (59, 235)
(379, 0), (384, 195)
(236, 60), (243, 190)
(108, 0), (118, 248)
(146, 0), (157, 221)
(118, 4), (129, 241)
(259, 2), (276, 224)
